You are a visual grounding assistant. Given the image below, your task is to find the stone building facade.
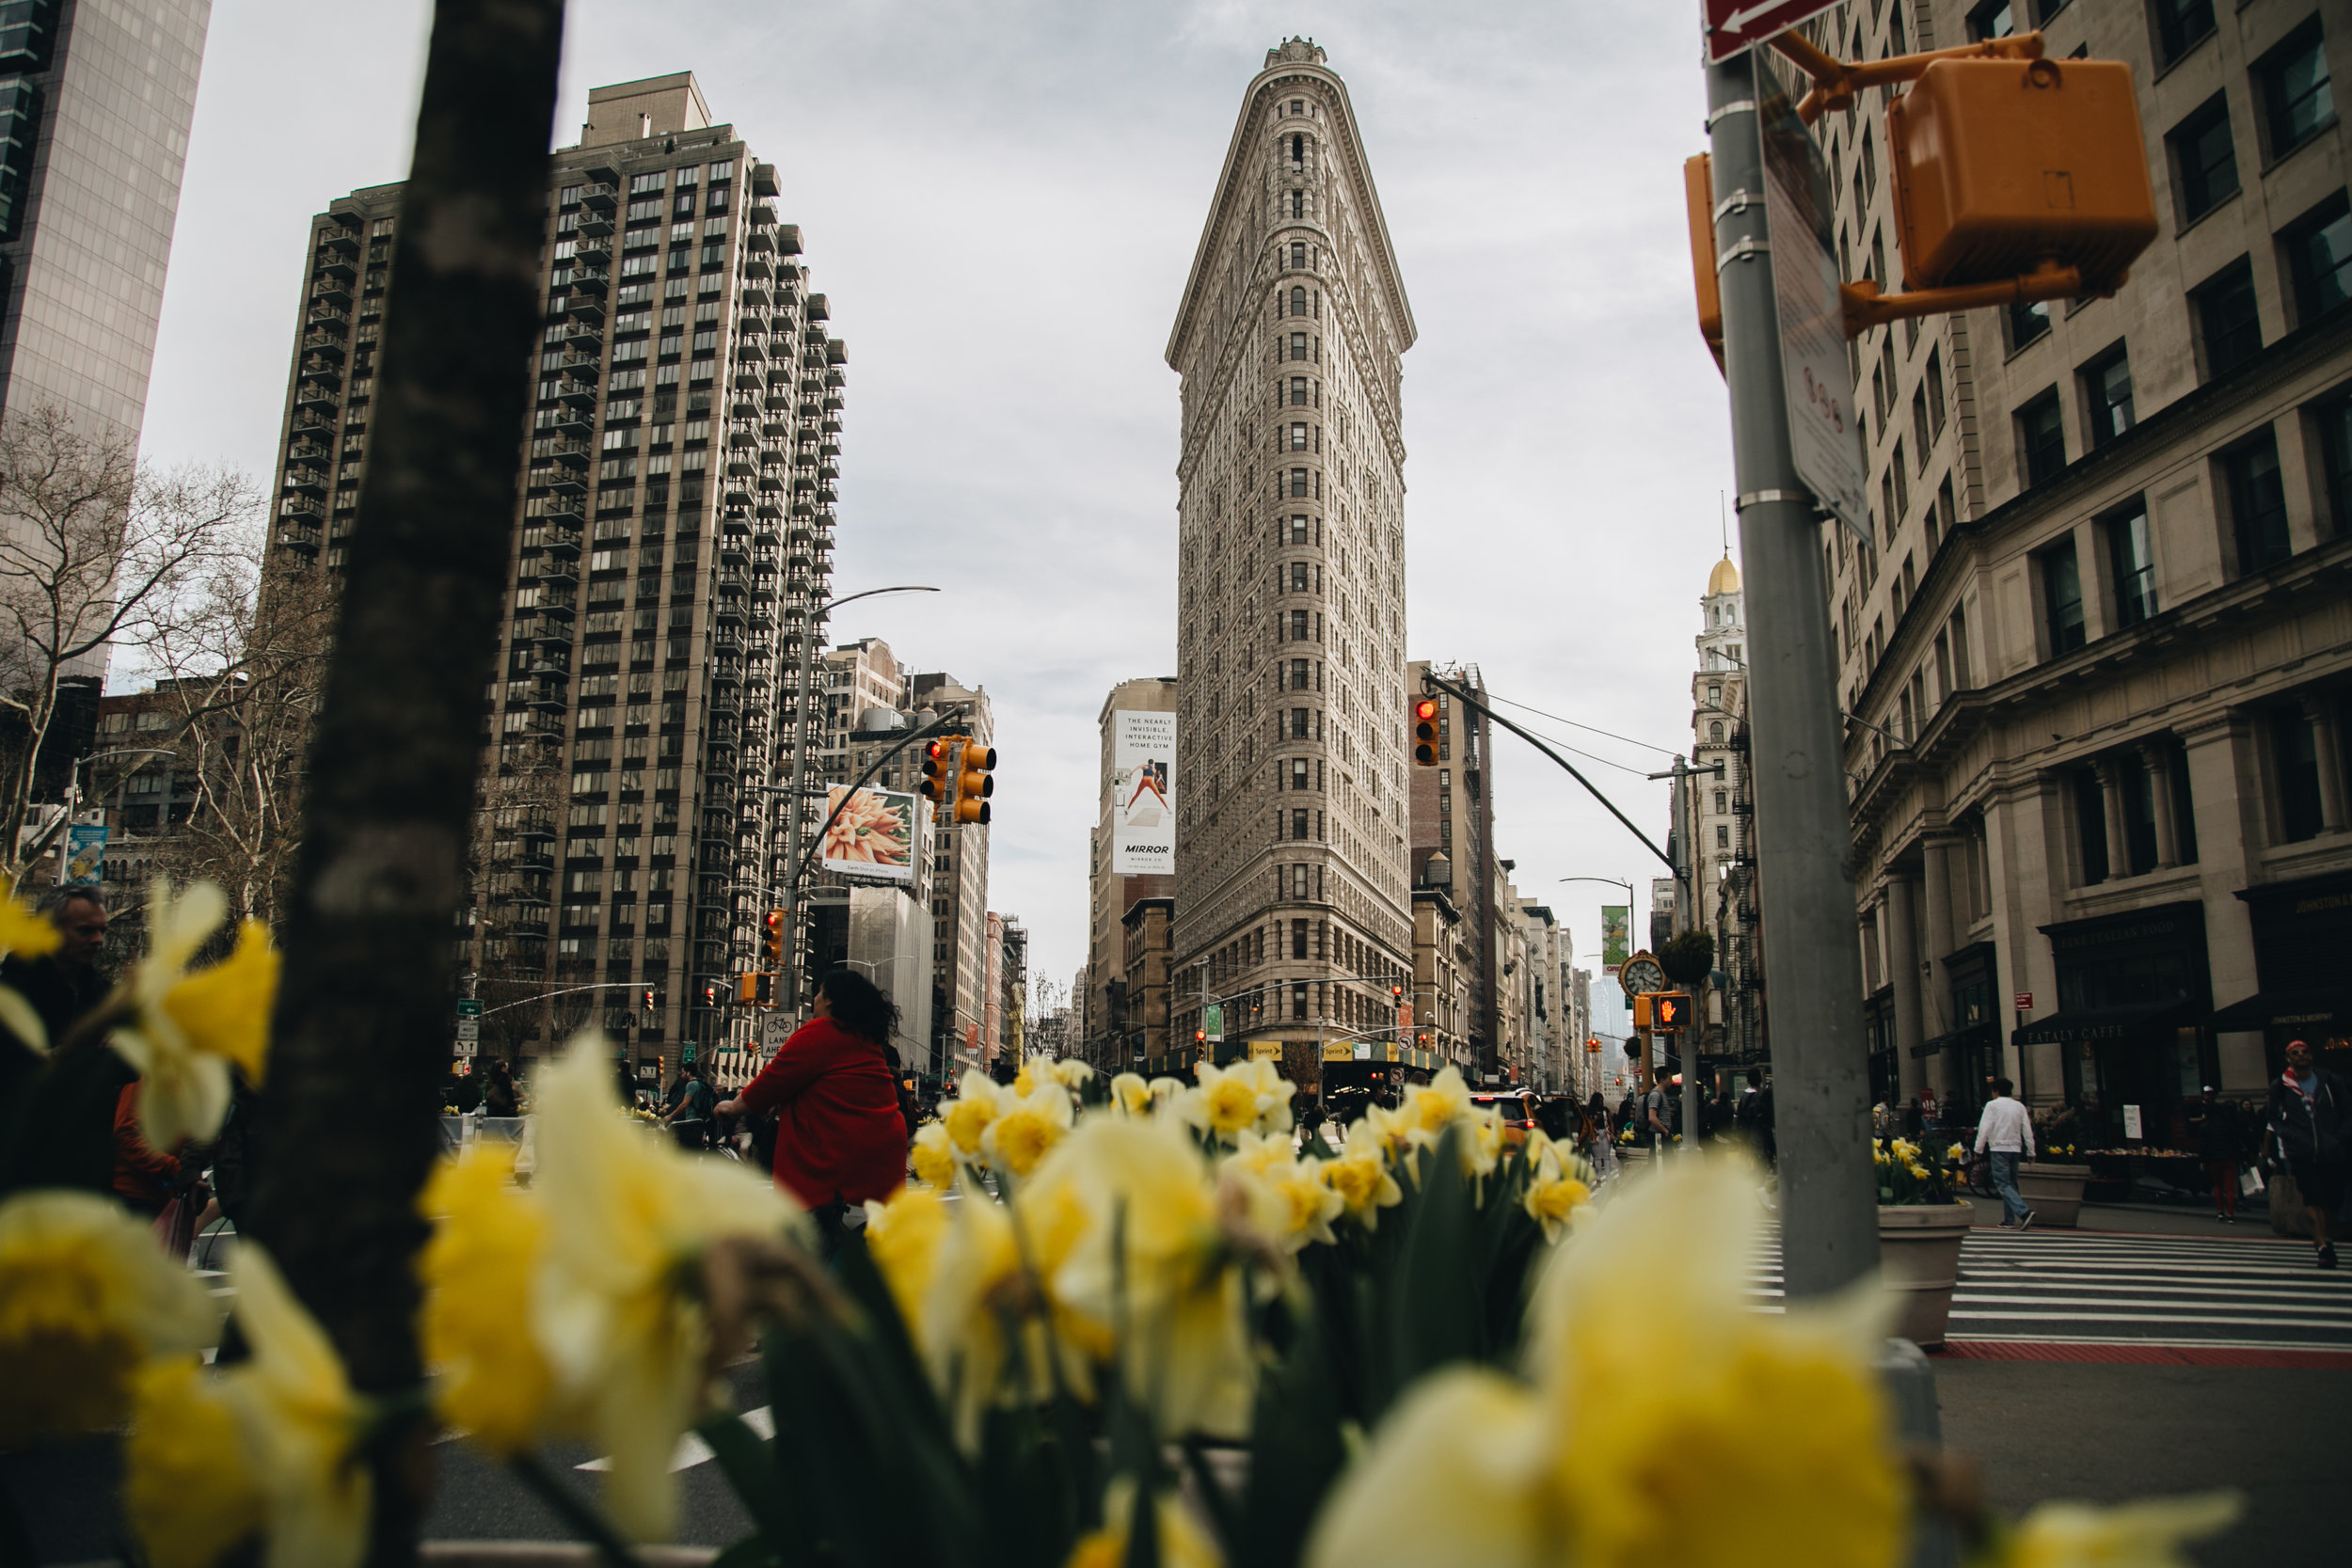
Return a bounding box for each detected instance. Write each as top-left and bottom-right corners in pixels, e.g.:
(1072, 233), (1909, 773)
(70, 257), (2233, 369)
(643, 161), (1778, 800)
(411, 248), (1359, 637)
(1796, 1), (2352, 1139)
(1166, 39), (1418, 1060)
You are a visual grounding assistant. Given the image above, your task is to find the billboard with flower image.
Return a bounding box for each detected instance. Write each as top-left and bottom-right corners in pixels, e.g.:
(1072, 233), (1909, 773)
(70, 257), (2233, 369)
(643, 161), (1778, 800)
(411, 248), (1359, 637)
(819, 784), (917, 883)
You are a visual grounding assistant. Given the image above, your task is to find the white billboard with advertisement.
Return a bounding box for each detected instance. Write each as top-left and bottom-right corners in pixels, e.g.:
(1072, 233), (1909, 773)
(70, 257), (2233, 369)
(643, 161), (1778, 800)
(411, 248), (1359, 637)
(1112, 709), (1175, 876)
(819, 784), (919, 883)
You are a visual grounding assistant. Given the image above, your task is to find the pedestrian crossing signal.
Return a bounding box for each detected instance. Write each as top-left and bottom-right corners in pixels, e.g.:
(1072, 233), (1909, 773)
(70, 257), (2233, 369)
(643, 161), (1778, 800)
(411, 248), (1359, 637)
(1411, 697), (1440, 767)
(1652, 992), (1690, 1034)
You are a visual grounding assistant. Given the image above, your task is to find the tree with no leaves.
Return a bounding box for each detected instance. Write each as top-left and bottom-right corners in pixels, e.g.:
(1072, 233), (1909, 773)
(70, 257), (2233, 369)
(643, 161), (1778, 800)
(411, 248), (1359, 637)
(0, 404), (259, 878)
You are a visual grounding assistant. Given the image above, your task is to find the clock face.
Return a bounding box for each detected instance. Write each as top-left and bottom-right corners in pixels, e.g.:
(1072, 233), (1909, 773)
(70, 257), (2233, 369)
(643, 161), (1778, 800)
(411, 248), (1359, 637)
(1619, 957), (1666, 998)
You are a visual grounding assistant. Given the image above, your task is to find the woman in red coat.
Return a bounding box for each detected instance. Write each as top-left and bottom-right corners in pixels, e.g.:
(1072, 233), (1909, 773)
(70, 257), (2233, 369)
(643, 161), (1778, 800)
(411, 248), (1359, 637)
(717, 969), (907, 1220)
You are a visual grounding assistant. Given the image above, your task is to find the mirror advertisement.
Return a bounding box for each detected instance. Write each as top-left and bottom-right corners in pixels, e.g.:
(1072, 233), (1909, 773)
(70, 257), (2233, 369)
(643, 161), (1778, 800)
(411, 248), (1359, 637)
(1112, 710), (1176, 876)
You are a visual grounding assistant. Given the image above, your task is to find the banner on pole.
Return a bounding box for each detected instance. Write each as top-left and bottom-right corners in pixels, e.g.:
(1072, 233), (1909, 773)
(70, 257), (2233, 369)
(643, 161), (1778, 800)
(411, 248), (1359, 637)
(1601, 905), (1629, 967)
(65, 822), (106, 885)
(1757, 88), (1871, 546)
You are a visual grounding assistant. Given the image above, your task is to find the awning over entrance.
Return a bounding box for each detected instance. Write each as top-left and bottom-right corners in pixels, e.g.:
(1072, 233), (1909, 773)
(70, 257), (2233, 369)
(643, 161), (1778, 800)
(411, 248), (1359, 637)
(2012, 998), (2199, 1047)
(2206, 988), (2352, 1034)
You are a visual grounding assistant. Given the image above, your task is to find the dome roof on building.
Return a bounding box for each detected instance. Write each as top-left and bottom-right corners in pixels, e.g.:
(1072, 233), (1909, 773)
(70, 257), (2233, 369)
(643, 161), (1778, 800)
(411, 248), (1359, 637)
(1708, 554), (1741, 596)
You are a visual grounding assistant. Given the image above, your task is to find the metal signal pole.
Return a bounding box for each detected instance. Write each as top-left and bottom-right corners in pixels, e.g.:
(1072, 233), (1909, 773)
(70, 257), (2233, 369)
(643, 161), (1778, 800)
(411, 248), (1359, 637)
(1705, 45), (1877, 1299)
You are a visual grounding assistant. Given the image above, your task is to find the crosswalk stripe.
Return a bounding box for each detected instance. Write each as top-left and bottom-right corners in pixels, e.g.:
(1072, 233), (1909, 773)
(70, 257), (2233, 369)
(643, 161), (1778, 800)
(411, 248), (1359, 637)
(576, 1404), (774, 1474)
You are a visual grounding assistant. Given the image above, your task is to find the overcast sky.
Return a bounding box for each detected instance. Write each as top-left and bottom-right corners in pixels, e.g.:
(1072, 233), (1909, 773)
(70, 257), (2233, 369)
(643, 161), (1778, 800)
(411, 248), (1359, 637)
(138, 0), (1738, 1035)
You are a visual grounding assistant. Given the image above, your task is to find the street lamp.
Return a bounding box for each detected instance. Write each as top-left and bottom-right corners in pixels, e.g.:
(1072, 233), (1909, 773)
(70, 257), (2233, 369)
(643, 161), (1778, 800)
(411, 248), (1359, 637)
(778, 584), (940, 1024)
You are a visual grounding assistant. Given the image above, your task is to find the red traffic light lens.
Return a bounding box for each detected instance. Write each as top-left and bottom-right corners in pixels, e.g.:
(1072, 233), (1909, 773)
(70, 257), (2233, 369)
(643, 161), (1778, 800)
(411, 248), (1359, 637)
(1414, 698), (1438, 721)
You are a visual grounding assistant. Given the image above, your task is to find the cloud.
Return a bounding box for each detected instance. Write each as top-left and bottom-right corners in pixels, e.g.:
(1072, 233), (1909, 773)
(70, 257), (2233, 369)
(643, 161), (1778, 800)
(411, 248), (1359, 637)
(140, 0), (1733, 1010)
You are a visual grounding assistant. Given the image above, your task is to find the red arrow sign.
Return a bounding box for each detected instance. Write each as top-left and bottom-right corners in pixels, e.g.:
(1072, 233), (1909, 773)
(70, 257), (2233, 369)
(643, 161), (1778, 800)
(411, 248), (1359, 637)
(1705, 0), (1839, 61)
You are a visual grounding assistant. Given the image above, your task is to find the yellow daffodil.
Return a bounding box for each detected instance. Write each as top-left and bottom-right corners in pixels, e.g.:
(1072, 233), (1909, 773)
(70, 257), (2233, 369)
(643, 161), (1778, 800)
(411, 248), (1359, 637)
(1025, 1117), (1256, 1438)
(108, 880), (279, 1149)
(1226, 1150), (1343, 1253)
(1012, 1055), (1041, 1096)
(1320, 1119), (1404, 1228)
(0, 877), (59, 1051)
(127, 1244), (371, 1568)
(1064, 1477), (1225, 1568)
(1050, 1056), (1096, 1090)
(0, 1190), (216, 1446)
(1176, 1060), (1290, 1143)
(417, 1144), (554, 1454)
(864, 1183), (949, 1342)
(1534, 1159), (1901, 1568)
(982, 1081), (1075, 1178)
(1147, 1074), (1185, 1108)
(1393, 1066), (1502, 1178)
(1522, 1141), (1597, 1243)
(910, 1119), (959, 1188)
(918, 1171), (1047, 1449)
(529, 1033), (804, 1541)
(1223, 1128), (1292, 1179)
(1110, 1071), (1154, 1117)
(1306, 1366), (1556, 1568)
(1999, 1494), (2241, 1568)
(942, 1069), (1006, 1155)
(1306, 1158), (1903, 1568)
(123, 1358), (265, 1568)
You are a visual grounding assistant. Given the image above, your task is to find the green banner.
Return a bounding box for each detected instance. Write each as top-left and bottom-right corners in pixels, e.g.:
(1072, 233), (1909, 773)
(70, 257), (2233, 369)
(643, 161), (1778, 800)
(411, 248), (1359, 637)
(1602, 905), (1629, 967)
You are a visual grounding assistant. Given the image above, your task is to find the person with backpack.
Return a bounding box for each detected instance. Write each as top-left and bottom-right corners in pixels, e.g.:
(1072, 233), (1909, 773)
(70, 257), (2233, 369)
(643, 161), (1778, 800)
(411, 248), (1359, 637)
(1734, 1067), (1775, 1164)
(664, 1061), (715, 1150)
(715, 969), (909, 1238)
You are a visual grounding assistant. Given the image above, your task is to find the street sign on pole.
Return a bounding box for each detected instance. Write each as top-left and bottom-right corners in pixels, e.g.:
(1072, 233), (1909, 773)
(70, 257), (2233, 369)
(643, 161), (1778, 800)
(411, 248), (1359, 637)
(453, 1037), (478, 1059)
(455, 999), (482, 1019)
(1704, 0), (1839, 62)
(454, 1020), (480, 1044)
(1757, 90), (1871, 546)
(2014, 991), (2033, 1010)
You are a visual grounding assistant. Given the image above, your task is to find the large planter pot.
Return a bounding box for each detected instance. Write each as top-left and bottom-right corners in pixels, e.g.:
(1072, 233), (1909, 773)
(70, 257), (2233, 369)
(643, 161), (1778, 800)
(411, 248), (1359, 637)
(2017, 1162), (2091, 1228)
(1877, 1202), (1975, 1349)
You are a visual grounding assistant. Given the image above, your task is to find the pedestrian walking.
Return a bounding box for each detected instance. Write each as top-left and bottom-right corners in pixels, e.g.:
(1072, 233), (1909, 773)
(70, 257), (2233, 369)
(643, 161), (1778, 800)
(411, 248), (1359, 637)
(2263, 1039), (2348, 1269)
(0, 887), (132, 1197)
(1734, 1067), (1776, 1164)
(1974, 1077), (2036, 1229)
(1643, 1077), (1674, 1149)
(1919, 1085), (1939, 1132)
(714, 969), (908, 1240)
(2194, 1085), (2245, 1223)
(481, 1058), (520, 1119)
(664, 1061), (714, 1150)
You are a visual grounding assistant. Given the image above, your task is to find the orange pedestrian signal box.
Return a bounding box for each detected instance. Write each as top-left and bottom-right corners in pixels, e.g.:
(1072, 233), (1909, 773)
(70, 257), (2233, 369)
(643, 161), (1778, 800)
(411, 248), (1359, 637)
(1652, 992), (1690, 1033)
(1888, 58), (2156, 294)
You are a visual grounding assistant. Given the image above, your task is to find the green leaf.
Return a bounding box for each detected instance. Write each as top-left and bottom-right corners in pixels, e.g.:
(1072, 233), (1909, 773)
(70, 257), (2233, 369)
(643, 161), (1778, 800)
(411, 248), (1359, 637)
(1178, 1438), (1239, 1557)
(1234, 1306), (1348, 1568)
(1386, 1124), (1478, 1390)
(695, 1410), (794, 1549)
(708, 1534), (783, 1568)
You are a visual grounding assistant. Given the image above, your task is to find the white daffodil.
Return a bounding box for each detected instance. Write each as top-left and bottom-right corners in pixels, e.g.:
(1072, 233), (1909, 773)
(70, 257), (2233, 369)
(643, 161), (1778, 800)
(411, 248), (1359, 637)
(108, 879), (278, 1149)
(529, 1033), (804, 1541)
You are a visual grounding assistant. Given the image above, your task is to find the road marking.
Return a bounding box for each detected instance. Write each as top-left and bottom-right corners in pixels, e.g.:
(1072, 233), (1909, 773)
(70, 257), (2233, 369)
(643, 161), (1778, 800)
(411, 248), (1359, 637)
(576, 1405), (774, 1474)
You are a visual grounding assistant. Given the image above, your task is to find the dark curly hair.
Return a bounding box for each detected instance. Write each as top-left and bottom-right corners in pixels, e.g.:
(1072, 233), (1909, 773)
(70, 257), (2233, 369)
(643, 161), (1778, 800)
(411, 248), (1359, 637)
(819, 969), (901, 1057)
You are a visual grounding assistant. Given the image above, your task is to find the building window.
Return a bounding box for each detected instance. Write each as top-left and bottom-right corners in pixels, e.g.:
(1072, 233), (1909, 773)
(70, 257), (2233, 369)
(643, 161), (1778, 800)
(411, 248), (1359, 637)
(2222, 430), (2293, 573)
(1292, 919), (1309, 960)
(2168, 95), (2238, 225)
(2152, 0), (2216, 65)
(1290, 422), (1308, 451)
(2258, 20), (2336, 161)
(2018, 388), (2067, 486)
(1290, 332), (1308, 361)
(2282, 196), (2352, 325)
(2040, 536), (2087, 655)
(2082, 345), (2135, 447)
(2007, 295), (2050, 352)
(2275, 707), (2327, 842)
(1716, 825), (1730, 849)
(2073, 768), (2110, 884)
(1290, 189), (1303, 218)
(1715, 787), (1728, 811)
(2192, 258), (2262, 380)
(2106, 503), (2157, 626)
(1291, 980), (1310, 1019)
(1291, 376), (1308, 405)
(2313, 389), (2352, 539)
(1290, 284), (1307, 316)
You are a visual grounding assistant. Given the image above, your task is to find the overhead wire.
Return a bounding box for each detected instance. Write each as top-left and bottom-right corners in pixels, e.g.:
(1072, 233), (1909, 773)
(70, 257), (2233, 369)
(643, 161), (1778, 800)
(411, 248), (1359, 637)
(1484, 691), (1681, 758)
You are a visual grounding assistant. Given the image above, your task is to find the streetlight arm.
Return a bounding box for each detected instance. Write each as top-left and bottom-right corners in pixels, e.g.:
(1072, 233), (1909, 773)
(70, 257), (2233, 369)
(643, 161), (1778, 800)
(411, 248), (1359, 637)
(1422, 673), (1675, 874)
(790, 713), (960, 890)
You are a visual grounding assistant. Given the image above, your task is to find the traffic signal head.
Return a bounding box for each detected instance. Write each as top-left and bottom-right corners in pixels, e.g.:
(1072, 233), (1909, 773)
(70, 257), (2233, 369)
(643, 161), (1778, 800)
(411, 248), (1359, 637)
(642, 987), (656, 1011)
(920, 738), (952, 804)
(1653, 992), (1690, 1033)
(739, 973), (760, 1005)
(954, 741), (996, 826)
(763, 909), (785, 962)
(702, 981), (718, 1007)
(1411, 697), (1440, 767)
(1632, 992), (1654, 1029)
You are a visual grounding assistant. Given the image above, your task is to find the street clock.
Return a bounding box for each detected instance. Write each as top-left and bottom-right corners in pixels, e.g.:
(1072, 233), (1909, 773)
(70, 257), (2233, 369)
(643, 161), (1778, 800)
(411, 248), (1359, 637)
(1618, 951), (1666, 1001)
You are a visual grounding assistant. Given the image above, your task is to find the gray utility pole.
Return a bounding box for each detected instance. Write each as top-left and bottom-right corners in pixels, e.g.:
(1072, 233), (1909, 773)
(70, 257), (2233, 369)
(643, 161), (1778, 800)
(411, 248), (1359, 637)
(1706, 46), (1877, 1298)
(776, 584), (938, 1029)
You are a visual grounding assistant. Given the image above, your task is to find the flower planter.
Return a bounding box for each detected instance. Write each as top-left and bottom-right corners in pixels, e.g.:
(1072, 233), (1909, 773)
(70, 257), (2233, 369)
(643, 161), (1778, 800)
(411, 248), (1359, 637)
(1877, 1202), (1974, 1349)
(2017, 1162), (2091, 1228)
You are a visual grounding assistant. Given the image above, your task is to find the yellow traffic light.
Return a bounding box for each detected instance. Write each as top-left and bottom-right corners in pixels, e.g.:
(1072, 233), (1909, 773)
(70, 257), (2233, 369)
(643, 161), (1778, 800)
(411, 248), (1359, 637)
(920, 737), (952, 806)
(1411, 697), (1440, 767)
(953, 740), (996, 826)
(763, 909), (785, 963)
(738, 973), (759, 1005)
(1632, 992), (1655, 1029)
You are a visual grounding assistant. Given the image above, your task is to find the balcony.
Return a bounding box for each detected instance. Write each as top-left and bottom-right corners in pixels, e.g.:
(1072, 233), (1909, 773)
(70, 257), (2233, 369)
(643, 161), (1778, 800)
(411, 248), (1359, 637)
(547, 349), (600, 378)
(294, 377), (341, 411)
(539, 529), (582, 560)
(307, 302), (351, 333)
(549, 375), (598, 406)
(290, 408), (336, 435)
(547, 404), (592, 438)
(277, 524), (322, 557)
(541, 435), (592, 467)
(279, 494), (326, 522)
(578, 181), (617, 212)
(312, 251), (358, 281)
(546, 467), (587, 498)
(535, 560), (580, 587)
(299, 326), (347, 360)
(309, 276), (352, 308)
(575, 209), (613, 238)
(318, 228), (361, 257)
(282, 466), (330, 497)
(562, 317), (603, 353)
(567, 262), (611, 296)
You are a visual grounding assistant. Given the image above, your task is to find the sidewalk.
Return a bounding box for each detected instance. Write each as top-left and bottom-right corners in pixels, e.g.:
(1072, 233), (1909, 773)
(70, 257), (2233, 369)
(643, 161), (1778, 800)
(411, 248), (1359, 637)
(1959, 1193), (2296, 1240)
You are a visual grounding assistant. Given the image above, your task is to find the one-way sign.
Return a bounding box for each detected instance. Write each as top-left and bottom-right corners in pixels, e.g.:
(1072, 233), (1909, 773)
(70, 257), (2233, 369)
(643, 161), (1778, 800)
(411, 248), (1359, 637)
(1705, 0), (1838, 61)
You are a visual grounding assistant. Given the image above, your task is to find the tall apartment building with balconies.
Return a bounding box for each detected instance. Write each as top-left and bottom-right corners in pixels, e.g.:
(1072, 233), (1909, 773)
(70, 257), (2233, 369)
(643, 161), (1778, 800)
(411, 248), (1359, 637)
(1798, 3), (2352, 1139)
(265, 73), (848, 1075)
(1166, 38), (1417, 1063)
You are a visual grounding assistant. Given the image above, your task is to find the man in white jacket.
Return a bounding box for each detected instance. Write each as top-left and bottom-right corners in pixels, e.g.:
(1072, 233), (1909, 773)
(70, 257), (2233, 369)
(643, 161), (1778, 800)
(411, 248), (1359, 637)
(1975, 1077), (2037, 1229)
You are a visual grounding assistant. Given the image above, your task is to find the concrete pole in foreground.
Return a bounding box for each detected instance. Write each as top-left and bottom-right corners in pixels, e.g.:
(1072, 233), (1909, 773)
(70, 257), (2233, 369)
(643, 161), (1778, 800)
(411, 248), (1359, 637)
(1704, 45), (1878, 1298)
